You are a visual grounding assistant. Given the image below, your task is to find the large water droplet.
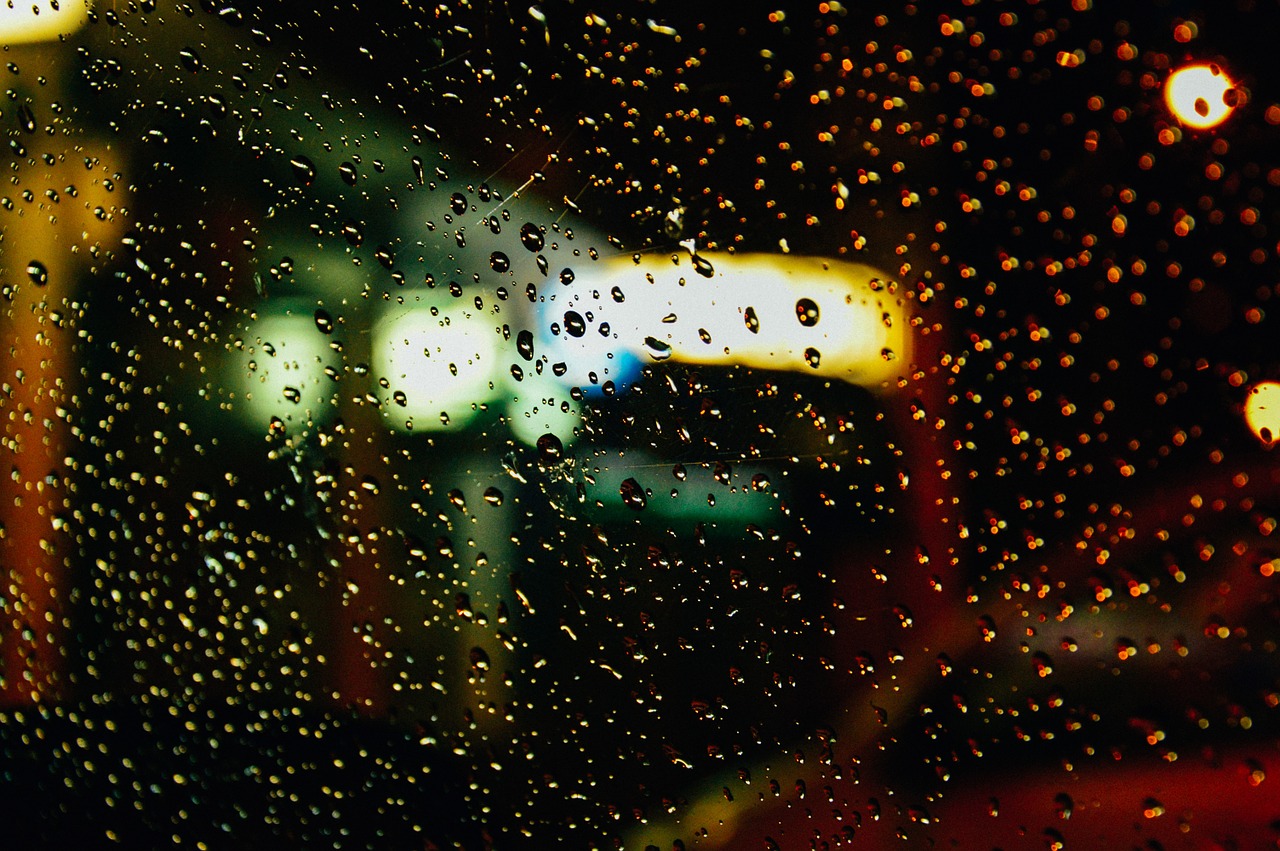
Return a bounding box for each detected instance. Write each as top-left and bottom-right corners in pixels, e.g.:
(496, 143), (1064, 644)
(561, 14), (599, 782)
(744, 305), (760, 334)
(519, 222), (545, 252)
(643, 336), (673, 361)
(516, 329), (535, 361)
(563, 310), (586, 337)
(449, 192), (468, 215)
(619, 477), (648, 510)
(483, 486), (504, 506)
(338, 161), (358, 186)
(795, 297), (820, 326)
(803, 347), (821, 368)
(16, 104), (35, 134)
(490, 251), (511, 273)
(536, 432), (564, 463)
(26, 260), (48, 286)
(314, 308), (334, 334)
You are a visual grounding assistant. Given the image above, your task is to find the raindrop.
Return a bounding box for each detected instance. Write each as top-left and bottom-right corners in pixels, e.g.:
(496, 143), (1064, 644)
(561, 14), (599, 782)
(803, 347), (821, 368)
(795, 297), (820, 326)
(338, 161), (358, 185)
(282, 386), (302, 403)
(698, 328), (712, 344)
(392, 390), (407, 407)
(619, 477), (647, 510)
(744, 305), (760, 334)
(643, 337), (673, 361)
(490, 251), (511, 273)
(178, 48), (202, 72)
(447, 489), (467, 512)
(1053, 792), (1073, 820)
(483, 486), (504, 506)
(692, 255), (714, 277)
(519, 222), (544, 252)
(536, 432), (563, 463)
(610, 286), (625, 303)
(449, 192), (468, 215)
(314, 308), (333, 334)
(559, 268), (575, 286)
(563, 310), (586, 337)
(516, 329), (535, 361)
(411, 155), (425, 185)
(16, 104), (35, 133)
(26, 260), (48, 286)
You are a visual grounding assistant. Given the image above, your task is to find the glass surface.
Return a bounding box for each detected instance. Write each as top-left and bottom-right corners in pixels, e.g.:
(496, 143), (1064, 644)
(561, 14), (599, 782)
(1, 2), (1277, 848)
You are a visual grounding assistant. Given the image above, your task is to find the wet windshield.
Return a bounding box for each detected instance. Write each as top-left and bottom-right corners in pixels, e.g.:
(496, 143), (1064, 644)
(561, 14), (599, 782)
(1, 2), (1277, 848)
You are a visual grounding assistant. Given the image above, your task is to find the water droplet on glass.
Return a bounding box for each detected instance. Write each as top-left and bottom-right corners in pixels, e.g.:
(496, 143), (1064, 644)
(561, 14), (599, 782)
(26, 260), (48, 286)
(519, 222), (544, 252)
(611, 286), (625, 303)
(1053, 792), (1074, 820)
(314, 308), (333, 334)
(698, 328), (712, 344)
(392, 390), (407, 407)
(16, 104), (35, 133)
(795, 297), (820, 326)
(282, 386), (301, 404)
(559, 268), (575, 286)
(536, 432), (563, 463)
(483, 486), (504, 506)
(411, 155), (425, 185)
(751, 473), (771, 492)
(643, 337), (673, 361)
(803, 347), (821, 368)
(516, 329), (535, 361)
(338, 161), (358, 186)
(449, 192), (468, 215)
(490, 251), (510, 273)
(619, 477), (647, 510)
(289, 156), (316, 186)
(744, 305), (760, 334)
(563, 311), (586, 337)
(447, 489), (467, 512)
(692, 255), (714, 277)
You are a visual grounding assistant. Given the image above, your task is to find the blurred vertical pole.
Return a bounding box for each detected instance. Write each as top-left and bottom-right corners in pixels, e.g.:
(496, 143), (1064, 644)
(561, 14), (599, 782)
(0, 7), (122, 704)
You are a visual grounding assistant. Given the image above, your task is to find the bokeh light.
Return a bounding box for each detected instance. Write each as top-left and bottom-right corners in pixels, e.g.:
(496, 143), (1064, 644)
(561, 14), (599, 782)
(1165, 63), (1237, 129)
(1244, 381), (1280, 445)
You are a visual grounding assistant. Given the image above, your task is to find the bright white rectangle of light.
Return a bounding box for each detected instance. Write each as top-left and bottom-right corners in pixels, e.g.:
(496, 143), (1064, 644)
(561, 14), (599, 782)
(540, 253), (910, 390)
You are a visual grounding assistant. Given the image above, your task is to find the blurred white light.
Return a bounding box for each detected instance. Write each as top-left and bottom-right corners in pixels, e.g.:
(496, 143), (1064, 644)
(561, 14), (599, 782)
(1165, 63), (1236, 129)
(232, 312), (339, 429)
(374, 306), (503, 432)
(504, 372), (584, 448)
(0, 1), (89, 44)
(540, 254), (909, 390)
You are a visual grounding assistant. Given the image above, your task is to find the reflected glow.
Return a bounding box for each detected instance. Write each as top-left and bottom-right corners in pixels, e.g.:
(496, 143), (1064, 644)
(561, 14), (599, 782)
(541, 254), (909, 390)
(373, 306), (502, 431)
(1245, 382), (1280, 445)
(1165, 63), (1235, 129)
(0, 1), (88, 44)
(504, 372), (584, 448)
(233, 312), (339, 428)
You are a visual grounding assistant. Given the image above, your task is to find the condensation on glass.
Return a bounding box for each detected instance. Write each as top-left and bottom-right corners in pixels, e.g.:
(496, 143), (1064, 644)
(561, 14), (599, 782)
(0, 2), (1277, 849)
